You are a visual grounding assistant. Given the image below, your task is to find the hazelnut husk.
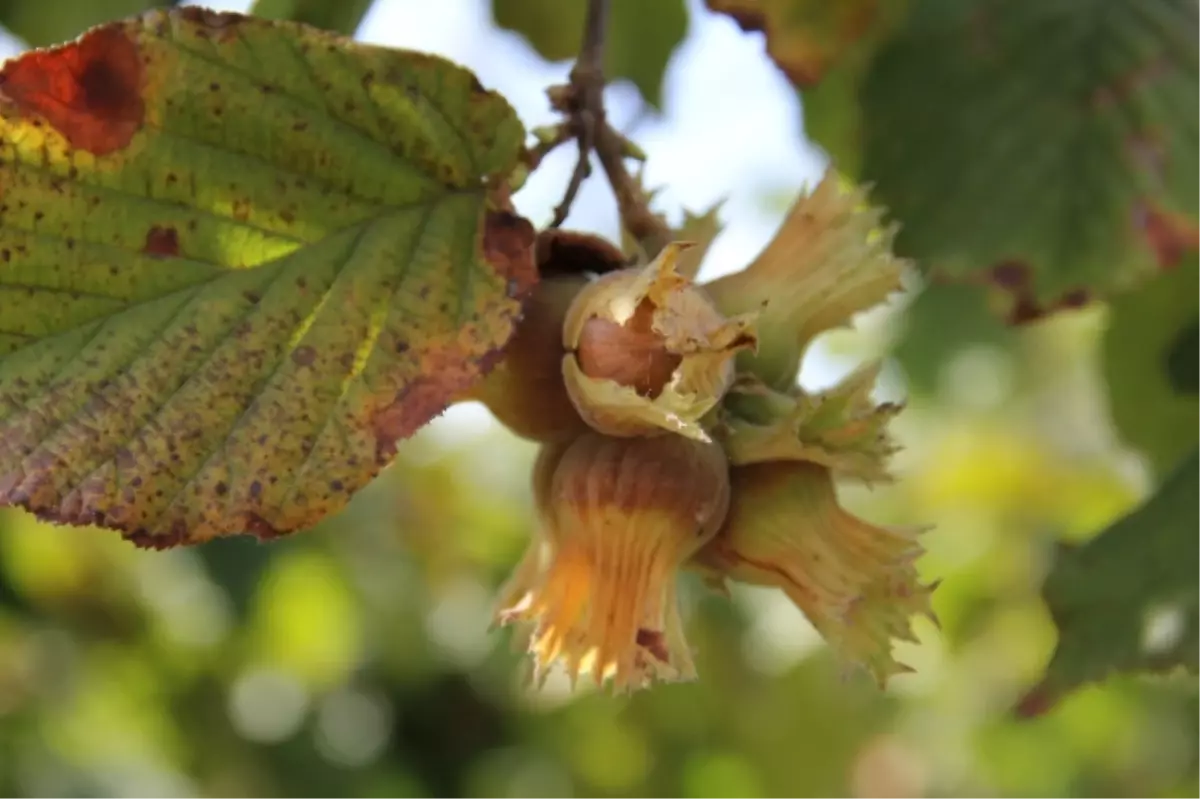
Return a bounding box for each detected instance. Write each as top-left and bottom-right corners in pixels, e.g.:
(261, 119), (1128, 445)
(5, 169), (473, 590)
(561, 243), (758, 441)
(468, 230), (629, 442)
(693, 460), (935, 686)
(496, 431), (730, 691)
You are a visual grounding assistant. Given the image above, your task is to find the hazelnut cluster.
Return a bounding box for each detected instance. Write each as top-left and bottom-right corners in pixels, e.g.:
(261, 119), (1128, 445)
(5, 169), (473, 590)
(475, 173), (938, 692)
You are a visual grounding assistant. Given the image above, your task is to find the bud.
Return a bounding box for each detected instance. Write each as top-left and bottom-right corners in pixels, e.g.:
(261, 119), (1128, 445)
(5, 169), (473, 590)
(704, 171), (907, 390)
(718, 363), (902, 484)
(468, 230), (627, 442)
(562, 243), (758, 441)
(694, 461), (935, 686)
(496, 432), (730, 691)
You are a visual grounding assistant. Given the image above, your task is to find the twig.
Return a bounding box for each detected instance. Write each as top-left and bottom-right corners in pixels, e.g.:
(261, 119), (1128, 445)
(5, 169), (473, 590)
(523, 123), (573, 172)
(545, 0), (673, 258)
(549, 0), (607, 227)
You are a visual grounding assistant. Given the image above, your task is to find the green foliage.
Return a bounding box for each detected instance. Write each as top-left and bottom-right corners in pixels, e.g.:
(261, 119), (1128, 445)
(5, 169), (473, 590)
(0, 9), (533, 546)
(858, 0), (1198, 302)
(492, 0), (687, 107)
(1022, 450), (1199, 715)
(250, 0), (374, 36)
(0, 0), (1194, 790)
(1103, 255), (1200, 476)
(0, 0), (168, 46)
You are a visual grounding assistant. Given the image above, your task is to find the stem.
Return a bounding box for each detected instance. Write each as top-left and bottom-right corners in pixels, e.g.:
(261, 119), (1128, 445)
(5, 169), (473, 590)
(547, 0), (673, 259)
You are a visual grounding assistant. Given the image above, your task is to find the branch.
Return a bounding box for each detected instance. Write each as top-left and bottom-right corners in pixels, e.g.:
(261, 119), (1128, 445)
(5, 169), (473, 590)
(547, 0), (673, 258)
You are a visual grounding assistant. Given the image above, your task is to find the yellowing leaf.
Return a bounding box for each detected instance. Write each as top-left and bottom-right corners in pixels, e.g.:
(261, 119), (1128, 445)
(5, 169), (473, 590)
(0, 10), (536, 547)
(706, 0), (882, 86)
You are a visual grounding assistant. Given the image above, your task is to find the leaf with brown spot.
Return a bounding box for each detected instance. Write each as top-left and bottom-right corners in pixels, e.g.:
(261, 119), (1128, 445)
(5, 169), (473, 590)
(143, 225), (180, 258)
(857, 0), (1198, 304)
(0, 11), (534, 547)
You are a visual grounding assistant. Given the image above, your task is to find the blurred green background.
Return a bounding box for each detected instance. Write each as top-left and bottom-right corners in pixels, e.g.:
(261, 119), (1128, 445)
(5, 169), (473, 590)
(0, 0), (1196, 796)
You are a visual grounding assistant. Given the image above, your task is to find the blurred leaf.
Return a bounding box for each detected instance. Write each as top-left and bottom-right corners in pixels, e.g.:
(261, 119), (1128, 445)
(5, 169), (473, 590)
(799, 58), (866, 175)
(250, 0), (375, 36)
(0, 10), (535, 547)
(1166, 317), (1198, 395)
(1103, 255), (1200, 475)
(705, 0), (887, 87)
(859, 0), (1199, 305)
(0, 0), (172, 47)
(708, 0), (909, 175)
(492, 0), (687, 108)
(250, 549), (361, 686)
(1019, 450), (1200, 717)
(893, 280), (1018, 394)
(196, 535), (286, 619)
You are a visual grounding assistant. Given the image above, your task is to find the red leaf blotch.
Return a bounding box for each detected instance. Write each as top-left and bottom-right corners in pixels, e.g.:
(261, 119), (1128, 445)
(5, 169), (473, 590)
(0, 26), (145, 156)
(143, 225), (180, 258)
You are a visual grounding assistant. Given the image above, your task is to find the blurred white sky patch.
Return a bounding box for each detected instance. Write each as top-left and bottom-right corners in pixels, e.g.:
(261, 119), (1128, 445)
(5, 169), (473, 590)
(0, 23), (23, 57)
(733, 582), (824, 675)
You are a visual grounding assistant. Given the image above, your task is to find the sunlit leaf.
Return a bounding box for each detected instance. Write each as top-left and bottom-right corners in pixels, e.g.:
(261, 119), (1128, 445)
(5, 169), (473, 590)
(492, 0), (687, 108)
(0, 10), (535, 547)
(1019, 450), (1199, 717)
(859, 0), (1199, 305)
(1103, 255), (1199, 476)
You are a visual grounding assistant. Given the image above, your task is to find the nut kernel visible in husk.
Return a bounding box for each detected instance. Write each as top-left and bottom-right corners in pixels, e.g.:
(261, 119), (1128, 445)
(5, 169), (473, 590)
(496, 432), (730, 692)
(693, 460), (936, 687)
(467, 229), (628, 443)
(561, 243), (758, 441)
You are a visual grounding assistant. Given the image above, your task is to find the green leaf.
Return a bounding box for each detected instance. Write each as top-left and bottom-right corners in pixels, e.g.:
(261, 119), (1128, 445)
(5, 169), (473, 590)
(250, 0), (375, 37)
(0, 0), (171, 47)
(0, 9), (535, 548)
(859, 0), (1199, 303)
(492, 0), (687, 108)
(1019, 450), (1199, 717)
(1103, 255), (1200, 476)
